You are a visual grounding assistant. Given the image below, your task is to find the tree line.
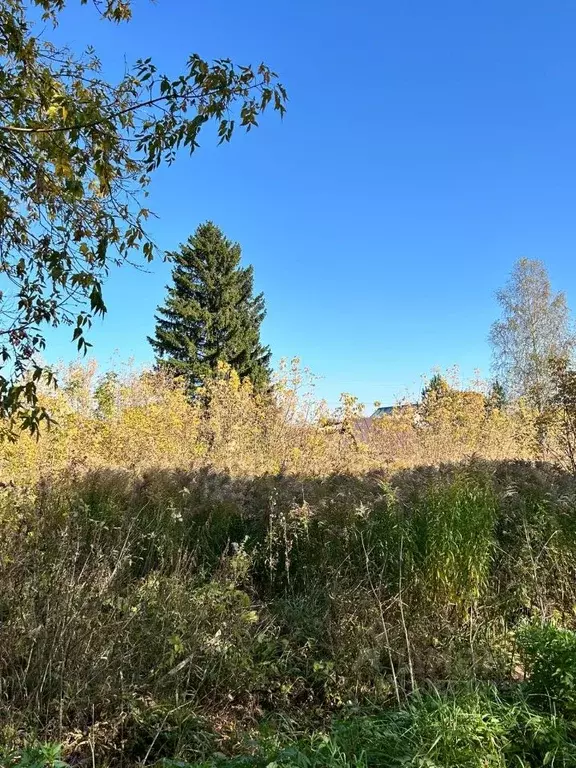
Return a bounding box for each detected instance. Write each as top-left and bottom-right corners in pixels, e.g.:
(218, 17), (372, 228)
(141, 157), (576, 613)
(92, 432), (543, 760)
(149, 238), (576, 419)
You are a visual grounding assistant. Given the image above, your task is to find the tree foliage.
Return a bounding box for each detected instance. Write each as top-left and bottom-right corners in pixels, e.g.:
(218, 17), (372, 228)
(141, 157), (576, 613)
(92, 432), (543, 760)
(149, 222), (271, 392)
(0, 0), (286, 435)
(421, 373), (450, 403)
(487, 380), (506, 411)
(538, 356), (576, 473)
(489, 259), (574, 410)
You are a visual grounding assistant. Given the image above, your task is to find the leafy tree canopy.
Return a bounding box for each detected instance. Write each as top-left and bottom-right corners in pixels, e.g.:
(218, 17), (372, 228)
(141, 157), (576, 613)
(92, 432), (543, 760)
(0, 0), (286, 436)
(490, 258), (575, 411)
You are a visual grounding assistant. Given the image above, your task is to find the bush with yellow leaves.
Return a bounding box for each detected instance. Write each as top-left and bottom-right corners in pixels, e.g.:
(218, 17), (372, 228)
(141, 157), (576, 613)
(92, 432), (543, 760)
(0, 359), (545, 485)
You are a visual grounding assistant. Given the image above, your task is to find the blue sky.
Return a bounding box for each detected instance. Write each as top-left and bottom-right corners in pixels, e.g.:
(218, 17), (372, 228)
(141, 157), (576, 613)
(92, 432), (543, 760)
(44, 0), (576, 409)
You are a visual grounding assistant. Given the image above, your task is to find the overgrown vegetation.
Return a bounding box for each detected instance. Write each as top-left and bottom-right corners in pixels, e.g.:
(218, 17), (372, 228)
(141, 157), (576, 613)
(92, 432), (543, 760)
(0, 359), (542, 482)
(1, 365), (576, 765)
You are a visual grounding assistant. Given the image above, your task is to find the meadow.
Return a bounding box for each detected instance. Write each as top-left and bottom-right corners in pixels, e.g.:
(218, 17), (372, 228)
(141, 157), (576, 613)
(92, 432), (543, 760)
(1, 362), (575, 767)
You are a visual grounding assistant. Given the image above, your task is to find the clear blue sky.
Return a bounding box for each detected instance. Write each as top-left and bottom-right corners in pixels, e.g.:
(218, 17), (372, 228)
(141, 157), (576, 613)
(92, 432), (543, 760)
(44, 0), (576, 409)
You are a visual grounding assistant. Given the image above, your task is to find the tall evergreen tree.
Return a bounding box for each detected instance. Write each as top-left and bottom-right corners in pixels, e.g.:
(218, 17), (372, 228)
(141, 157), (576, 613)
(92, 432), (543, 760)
(149, 222), (271, 392)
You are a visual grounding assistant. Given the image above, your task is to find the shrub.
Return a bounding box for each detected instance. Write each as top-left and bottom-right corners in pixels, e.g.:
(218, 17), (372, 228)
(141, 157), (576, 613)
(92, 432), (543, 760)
(0, 743), (68, 768)
(517, 622), (576, 716)
(0, 360), (542, 484)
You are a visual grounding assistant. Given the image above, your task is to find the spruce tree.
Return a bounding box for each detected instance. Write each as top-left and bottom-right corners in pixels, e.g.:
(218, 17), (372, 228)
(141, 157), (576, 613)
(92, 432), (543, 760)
(149, 222), (271, 392)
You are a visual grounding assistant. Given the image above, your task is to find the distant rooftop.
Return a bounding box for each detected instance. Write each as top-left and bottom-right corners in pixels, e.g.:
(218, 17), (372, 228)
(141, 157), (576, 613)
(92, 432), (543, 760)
(372, 406), (395, 418)
(371, 404), (417, 418)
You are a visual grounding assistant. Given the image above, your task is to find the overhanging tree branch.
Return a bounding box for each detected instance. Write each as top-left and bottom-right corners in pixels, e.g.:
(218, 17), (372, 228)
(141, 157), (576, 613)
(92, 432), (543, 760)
(0, 0), (287, 437)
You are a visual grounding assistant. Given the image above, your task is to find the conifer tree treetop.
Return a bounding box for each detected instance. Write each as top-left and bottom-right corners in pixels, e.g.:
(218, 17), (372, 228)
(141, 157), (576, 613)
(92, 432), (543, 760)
(149, 222), (271, 392)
